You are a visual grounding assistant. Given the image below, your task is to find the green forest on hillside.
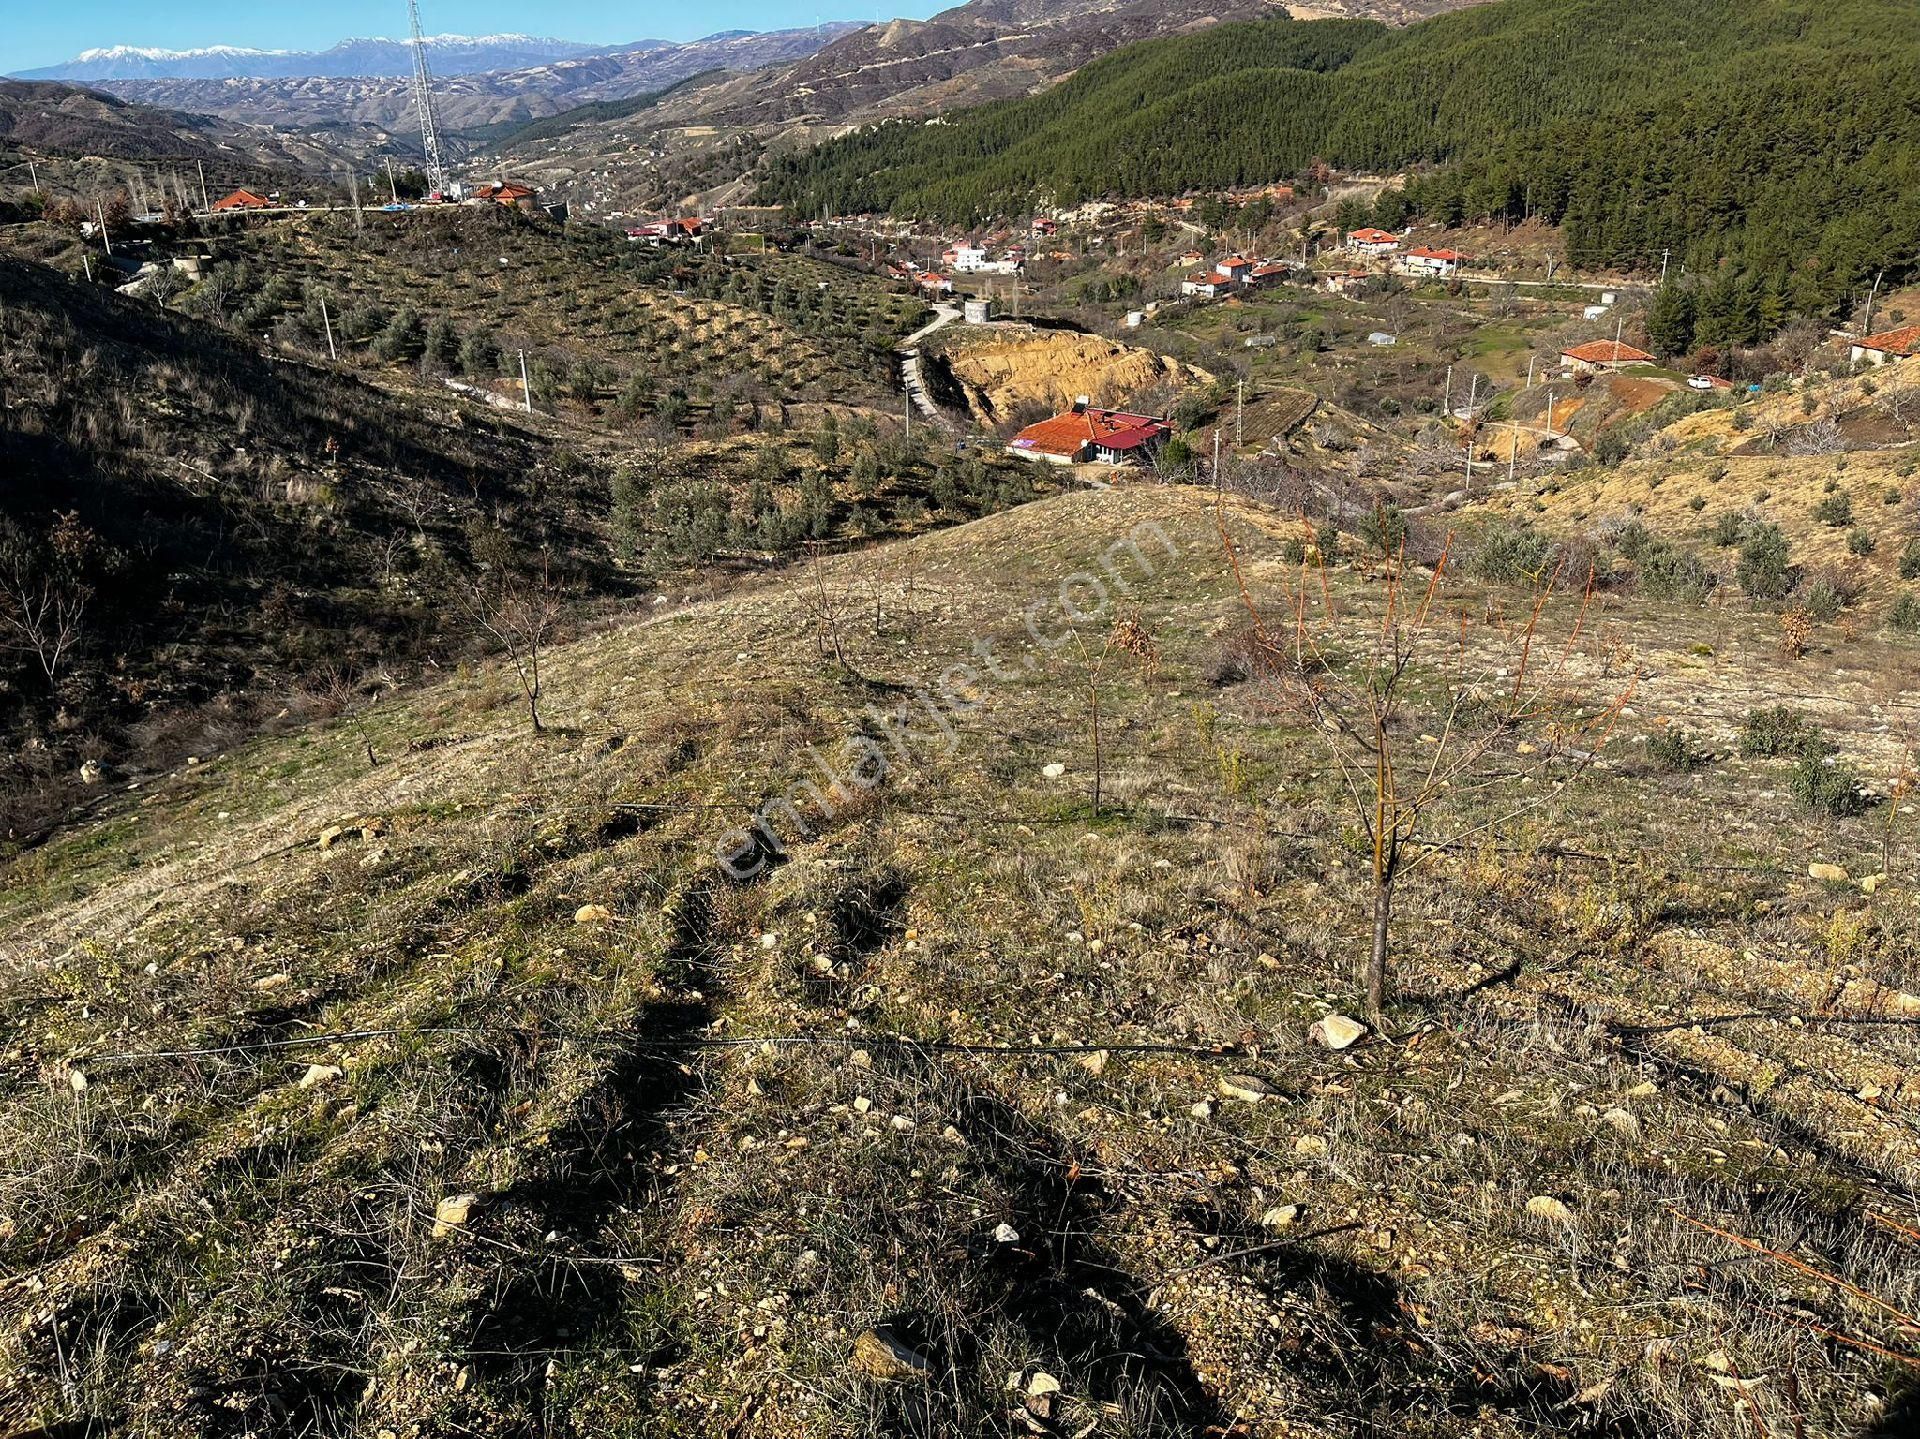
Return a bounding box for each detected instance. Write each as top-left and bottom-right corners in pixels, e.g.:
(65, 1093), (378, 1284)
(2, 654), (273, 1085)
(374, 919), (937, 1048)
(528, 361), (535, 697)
(760, 0), (1920, 329)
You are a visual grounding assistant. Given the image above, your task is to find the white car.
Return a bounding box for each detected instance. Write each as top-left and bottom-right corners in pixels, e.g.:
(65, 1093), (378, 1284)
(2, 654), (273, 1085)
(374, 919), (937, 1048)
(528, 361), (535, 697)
(1688, 375), (1717, 391)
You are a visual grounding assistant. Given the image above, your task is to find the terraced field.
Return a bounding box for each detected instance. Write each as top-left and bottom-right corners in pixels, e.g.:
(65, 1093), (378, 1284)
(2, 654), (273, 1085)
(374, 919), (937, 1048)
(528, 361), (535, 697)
(150, 209), (926, 425)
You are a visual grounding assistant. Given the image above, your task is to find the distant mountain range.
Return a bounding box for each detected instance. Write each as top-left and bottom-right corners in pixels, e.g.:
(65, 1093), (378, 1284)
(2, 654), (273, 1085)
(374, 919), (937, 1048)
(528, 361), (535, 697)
(13, 34), (602, 82)
(57, 28), (866, 137)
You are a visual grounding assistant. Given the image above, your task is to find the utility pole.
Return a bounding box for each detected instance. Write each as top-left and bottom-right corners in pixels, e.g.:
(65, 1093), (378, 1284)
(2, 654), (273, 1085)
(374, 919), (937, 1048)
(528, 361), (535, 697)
(519, 349), (533, 412)
(1443, 363), (1452, 416)
(1213, 428), (1223, 494)
(387, 156), (401, 204)
(319, 299), (338, 362)
(196, 160), (208, 213)
(349, 168), (364, 231)
(95, 201), (113, 256)
(82, 254), (92, 283)
(1545, 391), (1556, 439)
(1235, 379), (1245, 447)
(27, 159), (39, 191)
(1659, 248), (1671, 285)
(1507, 426), (1518, 486)
(1863, 270), (1886, 337)
(1526, 355), (1537, 389)
(1466, 373), (1479, 414)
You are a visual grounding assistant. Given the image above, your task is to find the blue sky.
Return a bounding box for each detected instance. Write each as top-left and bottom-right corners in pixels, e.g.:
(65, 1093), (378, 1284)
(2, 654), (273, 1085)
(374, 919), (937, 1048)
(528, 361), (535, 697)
(4, 3), (942, 73)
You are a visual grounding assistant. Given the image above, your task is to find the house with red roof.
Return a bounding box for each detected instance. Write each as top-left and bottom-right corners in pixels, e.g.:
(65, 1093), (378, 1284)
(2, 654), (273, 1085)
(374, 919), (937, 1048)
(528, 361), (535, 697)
(471, 181), (538, 211)
(1850, 324), (1920, 367)
(1401, 245), (1467, 278)
(1182, 270), (1231, 298)
(1345, 227), (1401, 256)
(210, 189), (269, 212)
(1006, 402), (1173, 467)
(1561, 339), (1657, 375)
(917, 271), (954, 295)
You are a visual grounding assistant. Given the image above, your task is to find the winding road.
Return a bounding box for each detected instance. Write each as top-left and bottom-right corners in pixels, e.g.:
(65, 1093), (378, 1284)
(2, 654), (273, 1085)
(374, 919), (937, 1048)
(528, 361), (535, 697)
(898, 302), (961, 429)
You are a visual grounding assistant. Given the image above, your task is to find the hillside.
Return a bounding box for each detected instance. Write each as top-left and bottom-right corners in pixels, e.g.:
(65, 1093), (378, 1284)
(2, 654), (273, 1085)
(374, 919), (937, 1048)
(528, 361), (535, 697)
(94, 28), (865, 138)
(0, 253), (624, 827)
(761, 0), (1920, 325)
(3, 484), (1919, 1435)
(0, 233), (1060, 834)
(0, 80), (350, 171)
(497, 0), (1487, 219)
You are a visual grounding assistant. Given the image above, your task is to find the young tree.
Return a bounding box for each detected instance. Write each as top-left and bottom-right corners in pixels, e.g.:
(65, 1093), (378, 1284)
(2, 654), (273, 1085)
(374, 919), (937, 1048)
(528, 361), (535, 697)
(1221, 507), (1633, 1021)
(453, 526), (565, 734)
(0, 516), (91, 686)
(1075, 613), (1159, 817)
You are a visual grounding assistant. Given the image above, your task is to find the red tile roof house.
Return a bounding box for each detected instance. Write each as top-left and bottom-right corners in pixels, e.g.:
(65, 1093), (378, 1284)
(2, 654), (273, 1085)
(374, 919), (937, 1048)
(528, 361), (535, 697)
(471, 181), (538, 210)
(1345, 227), (1401, 256)
(1177, 249), (1206, 267)
(210, 189), (270, 212)
(1850, 324), (1920, 366)
(1400, 245), (1467, 278)
(917, 272), (954, 294)
(1561, 339), (1657, 375)
(1181, 270), (1232, 298)
(1006, 403), (1173, 467)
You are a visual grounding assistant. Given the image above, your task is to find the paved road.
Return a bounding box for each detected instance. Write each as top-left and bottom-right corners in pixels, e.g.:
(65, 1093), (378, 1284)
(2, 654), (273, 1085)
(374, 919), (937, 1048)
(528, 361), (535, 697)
(898, 303), (962, 429)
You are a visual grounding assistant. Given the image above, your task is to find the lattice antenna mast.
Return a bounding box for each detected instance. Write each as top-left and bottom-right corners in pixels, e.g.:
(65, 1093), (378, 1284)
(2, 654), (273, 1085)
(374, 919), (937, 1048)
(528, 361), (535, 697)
(406, 0), (449, 195)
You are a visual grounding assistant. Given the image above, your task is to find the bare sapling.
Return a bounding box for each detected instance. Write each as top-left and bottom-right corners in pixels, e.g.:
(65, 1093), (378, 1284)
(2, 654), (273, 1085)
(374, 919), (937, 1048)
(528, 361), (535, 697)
(1220, 500), (1636, 1022)
(1074, 612), (1159, 816)
(454, 528), (565, 734)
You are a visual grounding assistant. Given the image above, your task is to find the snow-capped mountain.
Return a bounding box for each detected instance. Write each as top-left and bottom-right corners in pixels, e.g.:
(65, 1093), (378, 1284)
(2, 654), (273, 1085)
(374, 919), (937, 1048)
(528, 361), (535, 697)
(13, 34), (606, 82)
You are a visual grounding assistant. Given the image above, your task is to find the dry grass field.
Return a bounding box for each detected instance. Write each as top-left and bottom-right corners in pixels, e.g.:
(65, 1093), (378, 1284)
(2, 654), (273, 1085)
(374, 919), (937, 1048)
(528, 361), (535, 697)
(5, 486), (1918, 1437)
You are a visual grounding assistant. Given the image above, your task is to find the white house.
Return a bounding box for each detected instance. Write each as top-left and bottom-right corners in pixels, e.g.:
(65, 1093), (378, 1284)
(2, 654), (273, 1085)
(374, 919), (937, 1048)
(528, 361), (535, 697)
(1851, 324), (1920, 366)
(1345, 227), (1401, 257)
(1399, 245), (1466, 278)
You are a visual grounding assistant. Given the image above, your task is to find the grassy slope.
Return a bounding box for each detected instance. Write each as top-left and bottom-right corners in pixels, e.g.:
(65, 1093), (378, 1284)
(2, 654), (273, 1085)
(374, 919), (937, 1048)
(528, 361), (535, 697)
(1475, 356), (1920, 618)
(4, 486), (1918, 1436)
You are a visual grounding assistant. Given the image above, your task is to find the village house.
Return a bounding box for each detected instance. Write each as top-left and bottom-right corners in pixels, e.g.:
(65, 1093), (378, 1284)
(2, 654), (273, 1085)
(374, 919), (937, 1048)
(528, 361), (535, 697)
(1400, 245), (1467, 278)
(1324, 269), (1372, 296)
(917, 271), (954, 295)
(951, 243), (1022, 275)
(1177, 249), (1205, 267)
(471, 181), (538, 212)
(626, 216), (706, 244)
(210, 189), (270, 212)
(1030, 217), (1058, 238)
(1249, 261), (1291, 287)
(1182, 270), (1232, 298)
(1561, 339), (1656, 375)
(1345, 227), (1401, 256)
(1006, 401), (1173, 467)
(1850, 324), (1920, 366)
